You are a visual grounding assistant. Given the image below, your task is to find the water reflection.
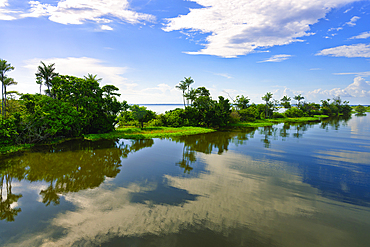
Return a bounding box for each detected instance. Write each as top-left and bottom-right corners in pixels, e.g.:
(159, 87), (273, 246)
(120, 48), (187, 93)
(0, 173), (22, 222)
(0, 115), (369, 247)
(0, 139), (154, 221)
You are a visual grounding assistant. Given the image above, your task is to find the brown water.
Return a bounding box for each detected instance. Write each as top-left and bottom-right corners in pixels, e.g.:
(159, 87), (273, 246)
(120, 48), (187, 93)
(1, 115), (370, 246)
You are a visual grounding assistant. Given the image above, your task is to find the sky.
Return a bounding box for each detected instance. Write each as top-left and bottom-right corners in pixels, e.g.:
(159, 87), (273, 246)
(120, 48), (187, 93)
(1, 0), (370, 104)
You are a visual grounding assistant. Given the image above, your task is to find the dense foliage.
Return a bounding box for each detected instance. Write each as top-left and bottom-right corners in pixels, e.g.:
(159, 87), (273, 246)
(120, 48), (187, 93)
(1, 73), (124, 145)
(0, 59), (361, 151)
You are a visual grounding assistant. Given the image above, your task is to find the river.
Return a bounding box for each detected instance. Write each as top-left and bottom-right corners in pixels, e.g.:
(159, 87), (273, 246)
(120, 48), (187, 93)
(0, 114), (369, 246)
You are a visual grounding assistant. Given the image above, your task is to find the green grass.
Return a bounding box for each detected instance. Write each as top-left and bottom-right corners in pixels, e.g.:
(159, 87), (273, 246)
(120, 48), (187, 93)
(230, 116), (329, 128)
(84, 126), (216, 141)
(230, 120), (274, 127)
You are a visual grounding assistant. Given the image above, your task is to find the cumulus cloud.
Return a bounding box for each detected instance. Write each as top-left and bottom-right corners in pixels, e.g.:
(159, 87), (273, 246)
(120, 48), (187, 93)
(349, 31), (370, 40)
(163, 0), (360, 58)
(4, 0), (154, 27)
(23, 57), (130, 88)
(316, 43), (370, 57)
(307, 76), (370, 98)
(258, 54), (292, 63)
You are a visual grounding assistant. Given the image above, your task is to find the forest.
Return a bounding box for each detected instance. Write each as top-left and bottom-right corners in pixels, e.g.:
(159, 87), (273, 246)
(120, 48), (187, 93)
(0, 59), (367, 151)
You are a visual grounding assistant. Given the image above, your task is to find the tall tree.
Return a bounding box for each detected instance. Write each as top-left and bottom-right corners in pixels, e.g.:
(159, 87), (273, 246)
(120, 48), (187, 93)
(35, 61), (58, 98)
(2, 77), (17, 116)
(182, 76), (194, 105)
(262, 92), (273, 118)
(280, 95), (291, 109)
(84, 73), (102, 83)
(176, 79), (188, 108)
(294, 94), (304, 107)
(0, 59), (15, 118)
(234, 95), (250, 110)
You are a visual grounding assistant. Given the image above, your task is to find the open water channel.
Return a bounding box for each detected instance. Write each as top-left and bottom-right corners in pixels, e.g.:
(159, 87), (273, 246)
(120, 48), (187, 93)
(0, 114), (369, 246)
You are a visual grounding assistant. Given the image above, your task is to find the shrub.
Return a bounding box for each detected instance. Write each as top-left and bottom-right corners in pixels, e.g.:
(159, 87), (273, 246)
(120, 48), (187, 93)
(239, 107), (259, 122)
(272, 112), (285, 118)
(229, 111), (240, 123)
(284, 107), (304, 118)
(354, 105), (366, 115)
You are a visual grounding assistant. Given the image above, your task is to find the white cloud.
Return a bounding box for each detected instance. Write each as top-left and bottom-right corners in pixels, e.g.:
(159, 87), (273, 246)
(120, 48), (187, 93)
(212, 72), (233, 79)
(334, 71), (370, 76)
(0, 0), (18, 20)
(163, 0), (361, 58)
(307, 76), (370, 98)
(6, 0), (155, 26)
(344, 15), (360, 26)
(344, 7), (353, 13)
(12, 57), (132, 100)
(258, 54), (292, 63)
(10, 57), (183, 104)
(316, 43), (370, 58)
(328, 27), (343, 32)
(100, 25), (113, 31)
(349, 31), (370, 40)
(23, 57), (130, 87)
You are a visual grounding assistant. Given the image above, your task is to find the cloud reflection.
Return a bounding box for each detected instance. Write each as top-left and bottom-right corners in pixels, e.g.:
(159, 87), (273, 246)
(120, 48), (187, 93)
(5, 151), (323, 246)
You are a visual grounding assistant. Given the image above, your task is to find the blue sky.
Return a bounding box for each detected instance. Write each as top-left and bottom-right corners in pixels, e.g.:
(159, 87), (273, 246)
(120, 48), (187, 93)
(1, 0), (370, 104)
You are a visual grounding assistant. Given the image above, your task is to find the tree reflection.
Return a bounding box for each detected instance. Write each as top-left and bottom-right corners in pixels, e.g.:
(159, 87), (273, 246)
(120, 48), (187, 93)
(176, 146), (196, 174)
(172, 128), (257, 173)
(321, 115), (352, 131)
(0, 173), (22, 222)
(0, 138), (154, 221)
(259, 126), (278, 148)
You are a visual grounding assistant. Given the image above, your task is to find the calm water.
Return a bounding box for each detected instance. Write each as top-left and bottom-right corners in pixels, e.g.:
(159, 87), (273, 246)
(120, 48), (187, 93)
(1, 114), (370, 247)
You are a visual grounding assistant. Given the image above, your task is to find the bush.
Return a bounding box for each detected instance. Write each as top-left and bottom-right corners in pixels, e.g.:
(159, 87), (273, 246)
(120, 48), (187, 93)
(239, 107), (259, 122)
(354, 105), (366, 115)
(272, 112), (285, 118)
(229, 111), (240, 123)
(284, 108), (304, 118)
(0, 117), (18, 145)
(161, 108), (188, 127)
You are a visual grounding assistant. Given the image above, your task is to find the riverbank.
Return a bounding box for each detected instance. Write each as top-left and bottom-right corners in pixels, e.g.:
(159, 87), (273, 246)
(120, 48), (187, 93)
(83, 126), (216, 141)
(0, 115), (330, 155)
(230, 115), (329, 127)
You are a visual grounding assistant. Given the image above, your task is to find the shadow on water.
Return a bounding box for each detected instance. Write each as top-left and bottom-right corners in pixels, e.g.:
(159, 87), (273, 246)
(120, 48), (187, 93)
(0, 138), (154, 222)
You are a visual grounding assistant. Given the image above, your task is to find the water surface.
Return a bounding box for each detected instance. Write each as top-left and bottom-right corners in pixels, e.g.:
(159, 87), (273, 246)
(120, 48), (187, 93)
(1, 114), (369, 246)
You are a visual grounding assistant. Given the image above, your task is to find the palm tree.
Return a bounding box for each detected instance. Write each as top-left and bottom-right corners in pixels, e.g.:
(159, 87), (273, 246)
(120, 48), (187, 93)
(3, 77), (17, 116)
(262, 92), (273, 118)
(84, 73), (102, 82)
(0, 59), (15, 118)
(182, 76), (194, 105)
(177, 76), (194, 107)
(35, 61), (58, 97)
(280, 95), (291, 109)
(294, 94), (304, 107)
(176, 80), (188, 108)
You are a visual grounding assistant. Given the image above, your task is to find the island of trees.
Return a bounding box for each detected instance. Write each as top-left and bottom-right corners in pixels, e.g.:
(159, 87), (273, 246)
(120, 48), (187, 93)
(1, 59), (368, 153)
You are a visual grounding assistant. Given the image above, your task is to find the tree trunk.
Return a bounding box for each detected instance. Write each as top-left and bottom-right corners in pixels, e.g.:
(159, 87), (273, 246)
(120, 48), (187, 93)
(4, 85), (6, 118)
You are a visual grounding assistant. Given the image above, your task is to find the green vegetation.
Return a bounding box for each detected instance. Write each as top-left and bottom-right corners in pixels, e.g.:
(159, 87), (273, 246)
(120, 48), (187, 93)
(0, 59), (361, 154)
(353, 104), (367, 115)
(84, 126), (216, 141)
